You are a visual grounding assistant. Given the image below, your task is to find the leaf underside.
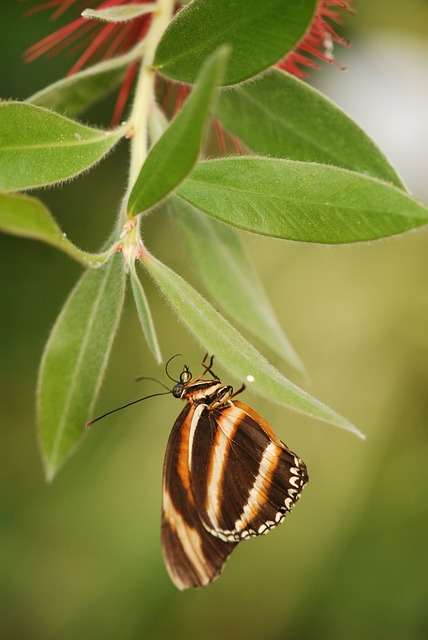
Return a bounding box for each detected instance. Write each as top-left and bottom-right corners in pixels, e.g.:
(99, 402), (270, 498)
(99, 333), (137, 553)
(37, 255), (126, 480)
(142, 252), (364, 438)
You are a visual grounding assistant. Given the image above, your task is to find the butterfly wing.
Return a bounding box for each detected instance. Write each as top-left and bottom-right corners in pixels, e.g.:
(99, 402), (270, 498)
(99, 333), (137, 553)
(161, 402), (236, 590)
(190, 400), (308, 542)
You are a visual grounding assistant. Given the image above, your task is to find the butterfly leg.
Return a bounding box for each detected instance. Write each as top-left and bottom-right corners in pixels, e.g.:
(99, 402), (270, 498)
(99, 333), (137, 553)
(201, 354), (220, 381)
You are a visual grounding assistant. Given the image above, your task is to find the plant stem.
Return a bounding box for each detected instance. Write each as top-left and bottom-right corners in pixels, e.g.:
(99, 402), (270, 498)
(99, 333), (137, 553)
(125, 0), (175, 209)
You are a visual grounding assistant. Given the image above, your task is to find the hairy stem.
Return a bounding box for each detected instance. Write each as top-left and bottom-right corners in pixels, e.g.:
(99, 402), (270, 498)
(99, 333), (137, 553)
(125, 0), (175, 211)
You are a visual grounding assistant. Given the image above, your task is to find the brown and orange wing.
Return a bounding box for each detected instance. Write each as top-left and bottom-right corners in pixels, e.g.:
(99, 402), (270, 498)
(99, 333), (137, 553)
(189, 401), (308, 542)
(161, 402), (236, 590)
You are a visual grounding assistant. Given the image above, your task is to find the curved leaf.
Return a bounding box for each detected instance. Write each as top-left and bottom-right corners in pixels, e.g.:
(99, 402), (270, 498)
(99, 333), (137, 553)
(0, 192), (108, 265)
(154, 0), (317, 85)
(127, 47), (228, 216)
(169, 197), (305, 375)
(176, 157), (428, 243)
(37, 255), (126, 480)
(215, 69), (405, 188)
(142, 252), (363, 438)
(0, 102), (124, 191)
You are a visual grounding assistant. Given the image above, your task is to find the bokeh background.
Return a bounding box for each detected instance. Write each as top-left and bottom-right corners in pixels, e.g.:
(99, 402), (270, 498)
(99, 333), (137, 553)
(1, 1), (428, 639)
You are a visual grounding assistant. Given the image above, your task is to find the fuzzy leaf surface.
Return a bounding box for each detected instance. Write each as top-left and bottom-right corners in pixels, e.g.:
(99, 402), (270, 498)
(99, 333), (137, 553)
(177, 158), (428, 243)
(37, 255), (125, 480)
(0, 102), (124, 190)
(28, 51), (138, 116)
(154, 0), (317, 85)
(82, 3), (156, 22)
(127, 47), (227, 216)
(142, 252), (363, 437)
(129, 262), (162, 363)
(169, 198), (304, 374)
(0, 192), (108, 265)
(215, 69), (405, 188)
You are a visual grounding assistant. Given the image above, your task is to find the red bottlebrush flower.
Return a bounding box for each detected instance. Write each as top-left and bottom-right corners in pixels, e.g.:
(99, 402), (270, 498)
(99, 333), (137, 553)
(24, 0), (352, 78)
(24, 1), (153, 73)
(23, 0), (352, 124)
(278, 0), (354, 79)
(23, 0), (154, 123)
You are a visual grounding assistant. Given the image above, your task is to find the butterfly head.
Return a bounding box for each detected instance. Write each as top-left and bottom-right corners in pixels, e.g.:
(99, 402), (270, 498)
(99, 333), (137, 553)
(172, 365), (193, 398)
(171, 363), (233, 407)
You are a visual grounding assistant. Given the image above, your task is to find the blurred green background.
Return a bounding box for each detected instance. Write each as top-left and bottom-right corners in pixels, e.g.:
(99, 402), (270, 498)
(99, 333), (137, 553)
(1, 2), (428, 639)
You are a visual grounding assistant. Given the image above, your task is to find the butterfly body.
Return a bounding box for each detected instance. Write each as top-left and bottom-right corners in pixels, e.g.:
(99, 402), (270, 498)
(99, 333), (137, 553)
(161, 358), (308, 590)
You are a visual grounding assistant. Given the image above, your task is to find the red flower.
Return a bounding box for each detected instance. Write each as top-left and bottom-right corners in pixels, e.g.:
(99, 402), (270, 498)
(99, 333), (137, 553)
(23, 0), (352, 123)
(278, 0), (353, 78)
(24, 0), (153, 73)
(23, 0), (154, 123)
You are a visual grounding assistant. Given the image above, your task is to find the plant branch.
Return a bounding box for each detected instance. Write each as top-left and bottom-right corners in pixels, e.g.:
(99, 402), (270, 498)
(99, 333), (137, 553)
(125, 0), (175, 210)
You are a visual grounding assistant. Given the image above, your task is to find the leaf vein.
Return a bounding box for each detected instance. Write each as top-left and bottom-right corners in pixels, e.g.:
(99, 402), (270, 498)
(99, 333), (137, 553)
(50, 261), (114, 465)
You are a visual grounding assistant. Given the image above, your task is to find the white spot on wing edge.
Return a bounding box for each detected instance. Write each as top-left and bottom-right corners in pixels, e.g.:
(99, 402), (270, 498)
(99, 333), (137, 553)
(289, 476), (301, 488)
(284, 497), (293, 510)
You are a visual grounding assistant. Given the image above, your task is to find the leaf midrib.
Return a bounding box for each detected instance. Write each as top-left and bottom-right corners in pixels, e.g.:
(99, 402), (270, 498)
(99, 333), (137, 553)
(233, 86), (348, 168)
(0, 135), (117, 153)
(50, 261), (113, 467)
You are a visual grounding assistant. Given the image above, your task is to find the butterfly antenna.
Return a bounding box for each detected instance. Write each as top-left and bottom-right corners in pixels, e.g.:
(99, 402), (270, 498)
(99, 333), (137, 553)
(165, 353), (183, 382)
(134, 375), (172, 392)
(85, 390), (171, 427)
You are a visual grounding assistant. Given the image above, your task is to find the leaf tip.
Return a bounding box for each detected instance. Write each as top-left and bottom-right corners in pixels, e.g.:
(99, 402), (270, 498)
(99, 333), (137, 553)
(43, 462), (57, 484)
(342, 420), (366, 440)
(153, 349), (163, 366)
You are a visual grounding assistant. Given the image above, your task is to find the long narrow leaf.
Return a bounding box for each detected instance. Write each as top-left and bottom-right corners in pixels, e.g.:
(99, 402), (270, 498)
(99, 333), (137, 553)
(127, 47), (228, 216)
(37, 255), (126, 480)
(129, 261), (162, 363)
(142, 252), (363, 438)
(176, 158), (428, 243)
(169, 198), (305, 374)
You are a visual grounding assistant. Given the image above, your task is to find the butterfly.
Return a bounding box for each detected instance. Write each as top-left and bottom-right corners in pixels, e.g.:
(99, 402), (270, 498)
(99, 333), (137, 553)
(161, 355), (308, 590)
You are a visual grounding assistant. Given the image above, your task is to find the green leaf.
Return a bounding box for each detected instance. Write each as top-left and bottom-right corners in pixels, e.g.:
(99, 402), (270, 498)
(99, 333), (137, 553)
(154, 0), (317, 85)
(169, 198), (305, 375)
(0, 102), (124, 191)
(215, 69), (405, 188)
(28, 50), (138, 116)
(127, 46), (228, 216)
(142, 252), (363, 438)
(0, 192), (109, 265)
(82, 3), (156, 22)
(129, 261), (162, 363)
(177, 158), (428, 243)
(37, 255), (126, 480)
